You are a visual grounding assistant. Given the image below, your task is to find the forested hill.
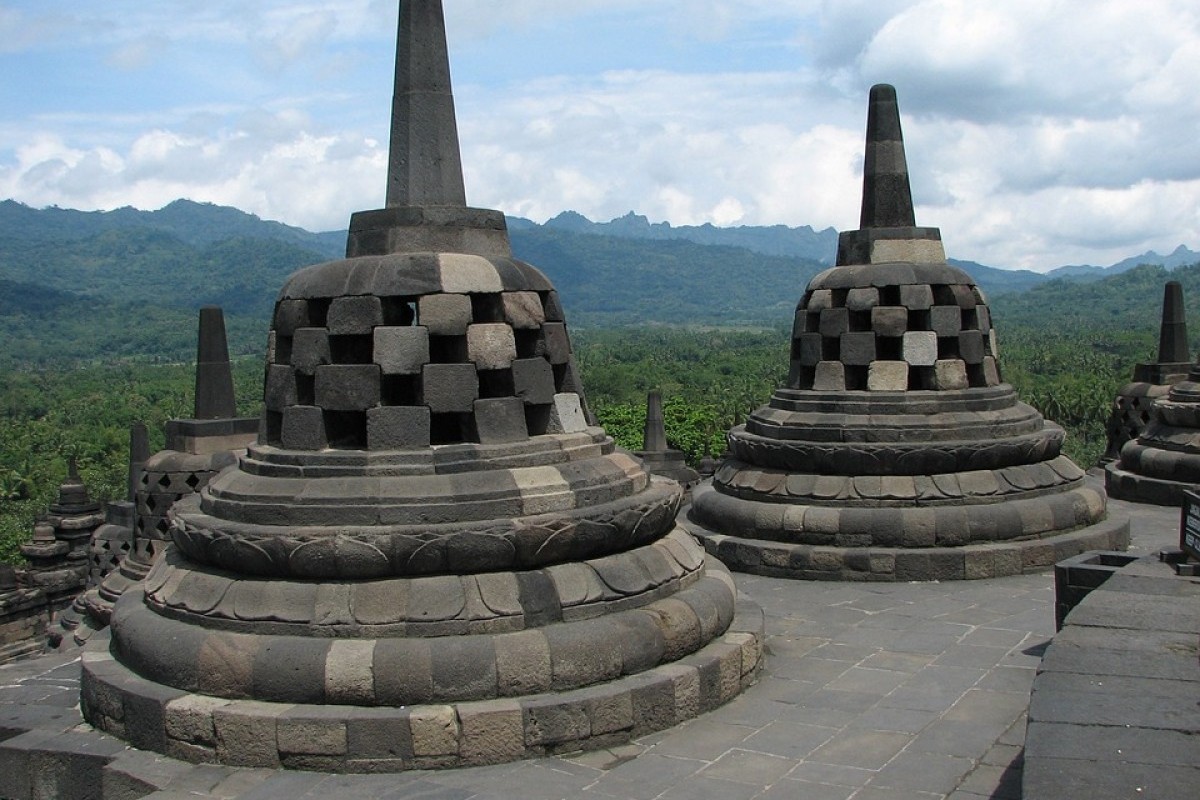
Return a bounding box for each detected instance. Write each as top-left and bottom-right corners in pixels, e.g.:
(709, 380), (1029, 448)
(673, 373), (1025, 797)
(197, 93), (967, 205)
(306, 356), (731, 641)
(2, 199), (1199, 368)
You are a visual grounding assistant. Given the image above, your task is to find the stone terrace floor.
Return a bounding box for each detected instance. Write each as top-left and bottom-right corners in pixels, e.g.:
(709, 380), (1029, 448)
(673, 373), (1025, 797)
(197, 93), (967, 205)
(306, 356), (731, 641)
(0, 482), (1183, 800)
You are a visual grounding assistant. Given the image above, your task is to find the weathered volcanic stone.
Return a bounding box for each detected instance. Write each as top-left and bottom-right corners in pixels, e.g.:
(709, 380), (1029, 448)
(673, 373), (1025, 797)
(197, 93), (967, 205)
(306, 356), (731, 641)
(84, 0), (760, 774)
(687, 83), (1125, 583)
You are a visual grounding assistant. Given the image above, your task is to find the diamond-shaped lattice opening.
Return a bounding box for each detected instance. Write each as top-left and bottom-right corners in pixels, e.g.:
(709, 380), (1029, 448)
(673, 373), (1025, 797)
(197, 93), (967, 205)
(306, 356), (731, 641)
(144, 494), (157, 512)
(185, 473), (202, 490)
(157, 474), (172, 489)
(155, 518), (171, 535)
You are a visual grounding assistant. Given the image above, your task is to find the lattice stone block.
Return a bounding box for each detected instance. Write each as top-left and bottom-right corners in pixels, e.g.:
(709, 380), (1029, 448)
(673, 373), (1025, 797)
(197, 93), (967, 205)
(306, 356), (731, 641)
(930, 306), (962, 337)
(814, 362), (846, 391)
(419, 294), (473, 336)
(900, 285), (934, 310)
(796, 333), (823, 366)
(846, 287), (880, 311)
(820, 308), (850, 337)
(541, 323), (571, 364)
(274, 299), (310, 336)
(934, 359), (969, 390)
(421, 363), (479, 413)
(502, 292), (545, 330)
(327, 296), (384, 335)
(840, 332), (877, 366)
(473, 398), (528, 444)
(375, 327), (430, 375)
(868, 361), (909, 391)
(959, 330), (985, 364)
(315, 365), (382, 411)
(467, 324), (517, 370)
(807, 289), (833, 312)
(547, 393), (588, 434)
(367, 406), (431, 450)
(512, 358), (556, 406)
(871, 307), (908, 337)
(903, 331), (938, 366)
(264, 365), (298, 411)
(983, 356), (1001, 386)
(292, 329), (331, 375)
(281, 406), (327, 450)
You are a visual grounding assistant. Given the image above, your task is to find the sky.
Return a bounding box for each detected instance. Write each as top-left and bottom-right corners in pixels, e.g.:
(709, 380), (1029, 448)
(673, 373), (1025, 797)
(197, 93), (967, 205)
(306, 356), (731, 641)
(2, 0), (1200, 272)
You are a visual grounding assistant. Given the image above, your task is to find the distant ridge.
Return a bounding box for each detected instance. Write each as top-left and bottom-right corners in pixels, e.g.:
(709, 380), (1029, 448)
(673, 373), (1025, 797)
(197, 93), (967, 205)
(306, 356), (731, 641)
(1047, 244), (1200, 281)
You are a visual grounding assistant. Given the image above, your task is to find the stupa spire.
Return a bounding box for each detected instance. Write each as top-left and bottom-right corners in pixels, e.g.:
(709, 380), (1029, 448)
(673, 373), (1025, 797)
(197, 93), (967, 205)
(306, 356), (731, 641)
(1157, 281), (1188, 364)
(642, 391), (667, 452)
(859, 84), (915, 229)
(386, 0), (466, 208)
(193, 306), (236, 420)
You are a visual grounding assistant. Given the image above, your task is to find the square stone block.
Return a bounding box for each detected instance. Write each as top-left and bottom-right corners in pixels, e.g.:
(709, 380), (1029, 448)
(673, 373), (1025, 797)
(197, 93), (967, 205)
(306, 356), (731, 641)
(367, 406), (431, 450)
(983, 356), (1001, 386)
(900, 285), (934, 310)
(934, 359), (969, 390)
(868, 361), (909, 391)
(846, 287), (879, 311)
(813, 361), (846, 391)
(541, 323), (571, 364)
(327, 296), (383, 335)
(374, 327), (430, 375)
(871, 306), (908, 337)
(502, 292), (545, 330)
(421, 364), (478, 413)
(796, 333), (822, 366)
(959, 330), (985, 364)
(806, 289), (833, 311)
(274, 299), (310, 336)
(473, 398), (528, 444)
(840, 332), (876, 366)
(468, 324), (517, 370)
(419, 294), (473, 336)
(820, 307), (850, 337)
(315, 365), (382, 411)
(512, 358), (556, 405)
(951, 284), (977, 308)
(903, 331), (938, 366)
(977, 305), (992, 331)
(547, 393), (588, 433)
(989, 329), (1000, 358)
(930, 306), (962, 336)
(542, 291), (566, 322)
(292, 328), (331, 374)
(282, 406), (326, 450)
(265, 365), (297, 411)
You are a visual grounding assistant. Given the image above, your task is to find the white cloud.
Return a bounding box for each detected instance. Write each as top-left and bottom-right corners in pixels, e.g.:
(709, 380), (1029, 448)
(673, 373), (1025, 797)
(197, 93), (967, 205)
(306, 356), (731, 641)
(2, 0), (1200, 271)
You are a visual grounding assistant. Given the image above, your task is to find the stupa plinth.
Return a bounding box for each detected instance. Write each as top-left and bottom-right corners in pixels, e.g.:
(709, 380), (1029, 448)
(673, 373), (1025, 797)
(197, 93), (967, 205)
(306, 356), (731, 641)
(1101, 281), (1191, 464)
(635, 392), (700, 491)
(82, 0), (760, 770)
(686, 85), (1129, 581)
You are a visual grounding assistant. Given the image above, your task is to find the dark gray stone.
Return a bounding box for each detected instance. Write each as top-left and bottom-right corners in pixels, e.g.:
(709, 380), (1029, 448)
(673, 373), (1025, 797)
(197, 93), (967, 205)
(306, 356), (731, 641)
(473, 398), (528, 444)
(367, 406), (431, 450)
(281, 406), (327, 450)
(512, 358), (556, 406)
(421, 363), (478, 413)
(315, 365), (382, 411)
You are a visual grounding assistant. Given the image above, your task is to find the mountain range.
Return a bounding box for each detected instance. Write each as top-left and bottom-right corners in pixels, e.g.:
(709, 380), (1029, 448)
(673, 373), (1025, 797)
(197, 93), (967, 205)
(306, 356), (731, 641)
(1, 198), (1199, 367)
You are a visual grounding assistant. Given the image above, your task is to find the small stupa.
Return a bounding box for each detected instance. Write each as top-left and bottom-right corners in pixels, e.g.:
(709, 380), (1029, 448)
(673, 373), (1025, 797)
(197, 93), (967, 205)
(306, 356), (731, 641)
(1101, 281), (1191, 463)
(82, 0), (760, 770)
(67, 309), (256, 646)
(686, 85), (1129, 581)
(635, 391), (700, 490)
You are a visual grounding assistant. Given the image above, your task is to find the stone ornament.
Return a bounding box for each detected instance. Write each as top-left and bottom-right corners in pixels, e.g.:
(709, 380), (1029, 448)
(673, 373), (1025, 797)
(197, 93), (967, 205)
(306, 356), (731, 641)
(687, 84), (1129, 582)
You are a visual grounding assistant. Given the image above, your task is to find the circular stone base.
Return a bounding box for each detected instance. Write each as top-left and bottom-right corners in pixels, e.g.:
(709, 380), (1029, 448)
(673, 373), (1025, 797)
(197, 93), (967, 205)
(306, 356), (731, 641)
(1104, 463), (1192, 507)
(683, 512), (1129, 582)
(80, 594), (763, 772)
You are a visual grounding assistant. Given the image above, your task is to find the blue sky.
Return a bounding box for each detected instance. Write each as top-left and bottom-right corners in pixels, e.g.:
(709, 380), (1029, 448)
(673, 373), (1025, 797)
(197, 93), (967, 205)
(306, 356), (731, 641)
(2, 0), (1200, 271)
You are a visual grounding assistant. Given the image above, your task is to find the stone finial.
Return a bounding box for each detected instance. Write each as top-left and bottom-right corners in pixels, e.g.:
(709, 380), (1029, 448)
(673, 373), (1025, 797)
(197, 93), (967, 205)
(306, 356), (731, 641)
(193, 306), (237, 420)
(859, 84), (915, 229)
(1157, 281), (1189, 364)
(642, 391), (667, 452)
(387, 0), (466, 208)
(127, 422), (150, 502)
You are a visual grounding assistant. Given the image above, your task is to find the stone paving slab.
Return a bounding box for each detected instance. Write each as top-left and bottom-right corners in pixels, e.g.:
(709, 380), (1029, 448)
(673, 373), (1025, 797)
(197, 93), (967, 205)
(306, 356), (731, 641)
(0, 495), (1182, 799)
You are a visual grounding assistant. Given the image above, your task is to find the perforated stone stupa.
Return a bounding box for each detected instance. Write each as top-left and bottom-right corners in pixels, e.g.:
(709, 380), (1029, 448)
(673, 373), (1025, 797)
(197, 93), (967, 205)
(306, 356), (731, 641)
(1101, 281), (1191, 464)
(686, 85), (1129, 582)
(81, 0), (760, 770)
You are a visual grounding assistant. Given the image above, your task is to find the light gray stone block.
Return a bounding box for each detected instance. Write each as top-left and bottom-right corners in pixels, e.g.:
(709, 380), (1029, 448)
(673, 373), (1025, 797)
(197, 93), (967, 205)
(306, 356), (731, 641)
(813, 361), (846, 391)
(374, 326), (430, 374)
(868, 361), (909, 391)
(419, 293), (473, 335)
(328, 296), (384, 335)
(467, 324), (517, 370)
(934, 359), (969, 390)
(903, 331), (938, 366)
(547, 393), (588, 433)
(502, 292), (545, 330)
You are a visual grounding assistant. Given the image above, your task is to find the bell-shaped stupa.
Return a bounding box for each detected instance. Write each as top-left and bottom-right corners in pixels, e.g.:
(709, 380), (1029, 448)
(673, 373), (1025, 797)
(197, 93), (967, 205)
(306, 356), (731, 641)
(686, 85), (1129, 581)
(1101, 281), (1191, 465)
(82, 0), (760, 770)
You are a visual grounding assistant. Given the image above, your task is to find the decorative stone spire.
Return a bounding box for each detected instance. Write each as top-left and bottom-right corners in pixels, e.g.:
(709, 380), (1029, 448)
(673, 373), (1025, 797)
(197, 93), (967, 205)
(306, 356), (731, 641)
(126, 421), (149, 502)
(193, 306), (236, 420)
(859, 84), (915, 229)
(1157, 281), (1188, 365)
(642, 391), (668, 452)
(387, 0), (466, 208)
(836, 84), (944, 268)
